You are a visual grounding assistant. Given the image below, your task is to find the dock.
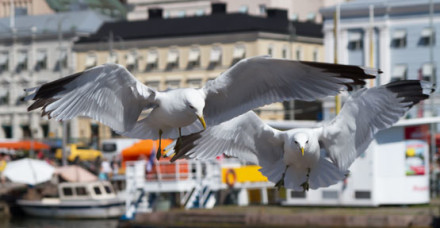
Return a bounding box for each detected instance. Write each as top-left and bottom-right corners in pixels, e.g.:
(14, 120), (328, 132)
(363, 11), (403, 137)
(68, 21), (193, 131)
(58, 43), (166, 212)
(119, 203), (439, 227)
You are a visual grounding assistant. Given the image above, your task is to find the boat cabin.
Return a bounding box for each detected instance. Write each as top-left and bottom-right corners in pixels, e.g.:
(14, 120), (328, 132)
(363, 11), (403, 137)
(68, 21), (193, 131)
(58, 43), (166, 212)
(58, 181), (117, 200)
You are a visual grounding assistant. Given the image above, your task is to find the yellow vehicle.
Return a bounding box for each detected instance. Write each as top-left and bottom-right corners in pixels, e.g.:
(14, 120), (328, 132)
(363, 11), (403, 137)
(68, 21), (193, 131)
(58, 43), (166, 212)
(55, 144), (103, 162)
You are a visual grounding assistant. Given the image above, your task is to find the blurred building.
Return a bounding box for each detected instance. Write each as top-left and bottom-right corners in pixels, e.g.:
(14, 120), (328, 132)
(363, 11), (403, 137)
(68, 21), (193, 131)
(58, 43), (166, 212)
(126, 0), (347, 22)
(73, 3), (324, 140)
(0, 11), (112, 140)
(321, 0), (440, 119)
(0, 0), (54, 18)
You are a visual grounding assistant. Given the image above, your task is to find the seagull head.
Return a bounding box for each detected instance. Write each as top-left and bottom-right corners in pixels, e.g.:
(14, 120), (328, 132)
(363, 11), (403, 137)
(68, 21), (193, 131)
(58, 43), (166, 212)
(185, 89), (206, 129)
(293, 132), (309, 156)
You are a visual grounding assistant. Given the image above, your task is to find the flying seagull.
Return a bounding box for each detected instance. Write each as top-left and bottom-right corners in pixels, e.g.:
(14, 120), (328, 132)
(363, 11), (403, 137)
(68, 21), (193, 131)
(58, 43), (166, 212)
(169, 80), (434, 191)
(25, 55), (379, 160)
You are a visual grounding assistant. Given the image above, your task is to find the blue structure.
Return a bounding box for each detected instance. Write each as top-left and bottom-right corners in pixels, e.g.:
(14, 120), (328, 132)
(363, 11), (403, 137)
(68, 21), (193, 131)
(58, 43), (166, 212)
(321, 0), (440, 118)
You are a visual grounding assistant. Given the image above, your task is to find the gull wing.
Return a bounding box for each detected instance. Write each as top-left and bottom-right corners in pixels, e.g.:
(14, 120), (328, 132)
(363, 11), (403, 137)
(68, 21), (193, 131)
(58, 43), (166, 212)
(202, 55), (379, 126)
(26, 64), (156, 132)
(170, 111), (285, 169)
(319, 80), (434, 171)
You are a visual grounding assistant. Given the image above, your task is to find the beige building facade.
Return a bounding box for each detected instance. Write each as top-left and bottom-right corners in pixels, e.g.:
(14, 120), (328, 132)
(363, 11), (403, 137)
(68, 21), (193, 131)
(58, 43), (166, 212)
(74, 7), (324, 141)
(0, 0), (53, 18)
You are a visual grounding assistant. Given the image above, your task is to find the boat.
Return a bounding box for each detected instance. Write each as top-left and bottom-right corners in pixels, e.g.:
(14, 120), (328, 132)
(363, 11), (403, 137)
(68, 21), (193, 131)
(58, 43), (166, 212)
(17, 181), (125, 219)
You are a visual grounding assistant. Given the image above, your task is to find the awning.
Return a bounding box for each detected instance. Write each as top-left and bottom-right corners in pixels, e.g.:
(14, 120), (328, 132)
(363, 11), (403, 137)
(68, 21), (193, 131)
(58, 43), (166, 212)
(0, 140), (50, 150)
(126, 53), (137, 66)
(348, 32), (362, 42)
(392, 64), (407, 78)
(167, 50), (179, 64)
(232, 46), (245, 59)
(55, 165), (97, 182)
(210, 48), (221, 62)
(107, 54), (117, 64)
(17, 52), (27, 65)
(421, 28), (434, 38)
(392, 30), (406, 39)
(85, 55), (96, 68)
(422, 63), (434, 76)
(188, 49), (200, 62)
(166, 80), (180, 89)
(186, 79), (202, 88)
(147, 51), (158, 64)
(0, 53), (7, 65)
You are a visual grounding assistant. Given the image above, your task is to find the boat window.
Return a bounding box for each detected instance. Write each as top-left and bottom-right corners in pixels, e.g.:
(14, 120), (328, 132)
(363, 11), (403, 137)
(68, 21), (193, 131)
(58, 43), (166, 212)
(75, 187), (87, 196)
(93, 186), (102, 195)
(104, 185), (112, 194)
(102, 143), (116, 152)
(62, 187), (73, 196)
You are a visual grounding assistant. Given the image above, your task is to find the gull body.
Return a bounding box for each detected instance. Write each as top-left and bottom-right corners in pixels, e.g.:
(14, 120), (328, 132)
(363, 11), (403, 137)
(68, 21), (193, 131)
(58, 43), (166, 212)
(170, 80), (434, 191)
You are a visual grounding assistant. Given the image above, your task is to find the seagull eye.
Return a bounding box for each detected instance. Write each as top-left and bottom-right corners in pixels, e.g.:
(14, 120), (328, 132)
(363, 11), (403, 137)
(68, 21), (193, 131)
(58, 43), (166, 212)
(306, 140), (309, 144)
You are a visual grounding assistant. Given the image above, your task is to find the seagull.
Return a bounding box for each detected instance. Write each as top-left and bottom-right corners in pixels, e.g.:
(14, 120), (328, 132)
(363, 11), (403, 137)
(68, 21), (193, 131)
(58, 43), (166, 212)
(169, 80), (434, 191)
(25, 55), (379, 160)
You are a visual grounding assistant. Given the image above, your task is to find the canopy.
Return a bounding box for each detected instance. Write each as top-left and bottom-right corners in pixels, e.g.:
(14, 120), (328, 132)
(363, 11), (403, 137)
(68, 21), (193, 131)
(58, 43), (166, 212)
(3, 158), (54, 185)
(122, 139), (173, 162)
(55, 165), (97, 182)
(0, 140), (50, 150)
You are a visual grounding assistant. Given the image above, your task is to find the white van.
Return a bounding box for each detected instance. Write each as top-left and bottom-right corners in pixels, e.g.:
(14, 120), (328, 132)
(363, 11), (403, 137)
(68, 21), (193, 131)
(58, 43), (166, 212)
(100, 138), (139, 160)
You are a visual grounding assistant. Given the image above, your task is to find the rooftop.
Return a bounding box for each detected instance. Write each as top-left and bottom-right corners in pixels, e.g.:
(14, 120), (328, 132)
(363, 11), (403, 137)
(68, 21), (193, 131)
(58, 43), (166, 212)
(77, 11), (323, 44)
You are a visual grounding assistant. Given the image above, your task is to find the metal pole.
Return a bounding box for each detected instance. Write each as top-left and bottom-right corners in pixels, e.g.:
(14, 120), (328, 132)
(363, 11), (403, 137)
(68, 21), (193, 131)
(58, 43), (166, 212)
(369, 5), (375, 87)
(58, 20), (68, 166)
(428, 0), (437, 198)
(334, 4), (341, 114)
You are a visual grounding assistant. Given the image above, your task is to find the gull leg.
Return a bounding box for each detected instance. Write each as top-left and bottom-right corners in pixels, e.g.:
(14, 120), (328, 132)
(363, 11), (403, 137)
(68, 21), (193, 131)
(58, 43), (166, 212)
(175, 128), (182, 151)
(156, 129), (163, 160)
(275, 165), (289, 190)
(300, 168), (311, 192)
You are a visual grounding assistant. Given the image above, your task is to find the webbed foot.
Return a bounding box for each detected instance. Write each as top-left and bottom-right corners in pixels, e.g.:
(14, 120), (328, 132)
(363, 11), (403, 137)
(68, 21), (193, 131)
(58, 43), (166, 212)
(275, 178), (284, 190)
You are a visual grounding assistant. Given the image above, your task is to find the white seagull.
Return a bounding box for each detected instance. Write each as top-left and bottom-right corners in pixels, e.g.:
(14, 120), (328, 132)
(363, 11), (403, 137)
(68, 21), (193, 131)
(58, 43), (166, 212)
(25, 56), (379, 159)
(169, 80), (434, 191)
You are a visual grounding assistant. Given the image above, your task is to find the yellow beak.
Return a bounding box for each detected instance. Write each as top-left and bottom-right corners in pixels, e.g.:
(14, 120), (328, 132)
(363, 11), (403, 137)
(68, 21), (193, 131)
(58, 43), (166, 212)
(301, 147), (304, 156)
(198, 115), (206, 129)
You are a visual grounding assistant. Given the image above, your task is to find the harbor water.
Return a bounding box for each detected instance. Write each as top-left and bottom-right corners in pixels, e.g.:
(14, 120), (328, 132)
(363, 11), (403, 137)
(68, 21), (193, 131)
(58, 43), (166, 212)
(0, 217), (118, 228)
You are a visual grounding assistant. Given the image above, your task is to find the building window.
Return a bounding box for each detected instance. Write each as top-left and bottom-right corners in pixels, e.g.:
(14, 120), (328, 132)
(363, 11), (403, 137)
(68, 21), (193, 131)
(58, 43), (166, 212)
(208, 46), (222, 69)
(391, 64), (407, 81)
(322, 190), (338, 199)
(391, 29), (407, 48)
(295, 47), (302, 60)
(306, 12), (316, 22)
(0, 90), (8, 105)
(195, 9), (204, 16)
(107, 52), (118, 64)
(290, 13), (298, 21)
(146, 50), (158, 71)
(85, 53), (97, 69)
(259, 4), (266, 15)
(348, 32), (363, 50)
(313, 48), (319, 61)
(419, 28), (435, 46)
(282, 46), (288, 59)
(16, 50), (28, 72)
(55, 49), (68, 71)
(126, 51), (138, 72)
(239, 5), (248, 14)
(35, 49), (47, 71)
(290, 191), (306, 198)
(166, 49), (179, 70)
(177, 10), (186, 18)
(232, 44), (246, 65)
(186, 79), (202, 88)
(165, 80), (180, 89)
(422, 63), (436, 83)
(267, 45), (273, 57)
(187, 47), (200, 69)
(355, 191), (371, 199)
(145, 81), (160, 90)
(0, 52), (8, 73)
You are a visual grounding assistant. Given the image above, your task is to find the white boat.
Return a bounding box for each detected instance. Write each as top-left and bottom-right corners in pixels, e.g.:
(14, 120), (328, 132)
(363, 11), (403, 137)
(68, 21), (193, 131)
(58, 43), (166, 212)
(17, 181), (125, 219)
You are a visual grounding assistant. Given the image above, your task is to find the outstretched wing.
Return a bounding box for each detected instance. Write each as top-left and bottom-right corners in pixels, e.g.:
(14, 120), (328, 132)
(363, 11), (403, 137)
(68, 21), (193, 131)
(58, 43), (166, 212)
(202, 56), (380, 125)
(26, 64), (156, 132)
(320, 80), (434, 171)
(170, 111), (285, 168)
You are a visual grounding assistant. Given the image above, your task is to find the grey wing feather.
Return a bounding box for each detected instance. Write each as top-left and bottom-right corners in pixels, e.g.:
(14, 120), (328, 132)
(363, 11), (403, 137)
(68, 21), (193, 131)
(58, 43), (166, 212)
(171, 111), (285, 167)
(26, 64), (156, 132)
(202, 56), (379, 126)
(320, 80), (434, 171)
